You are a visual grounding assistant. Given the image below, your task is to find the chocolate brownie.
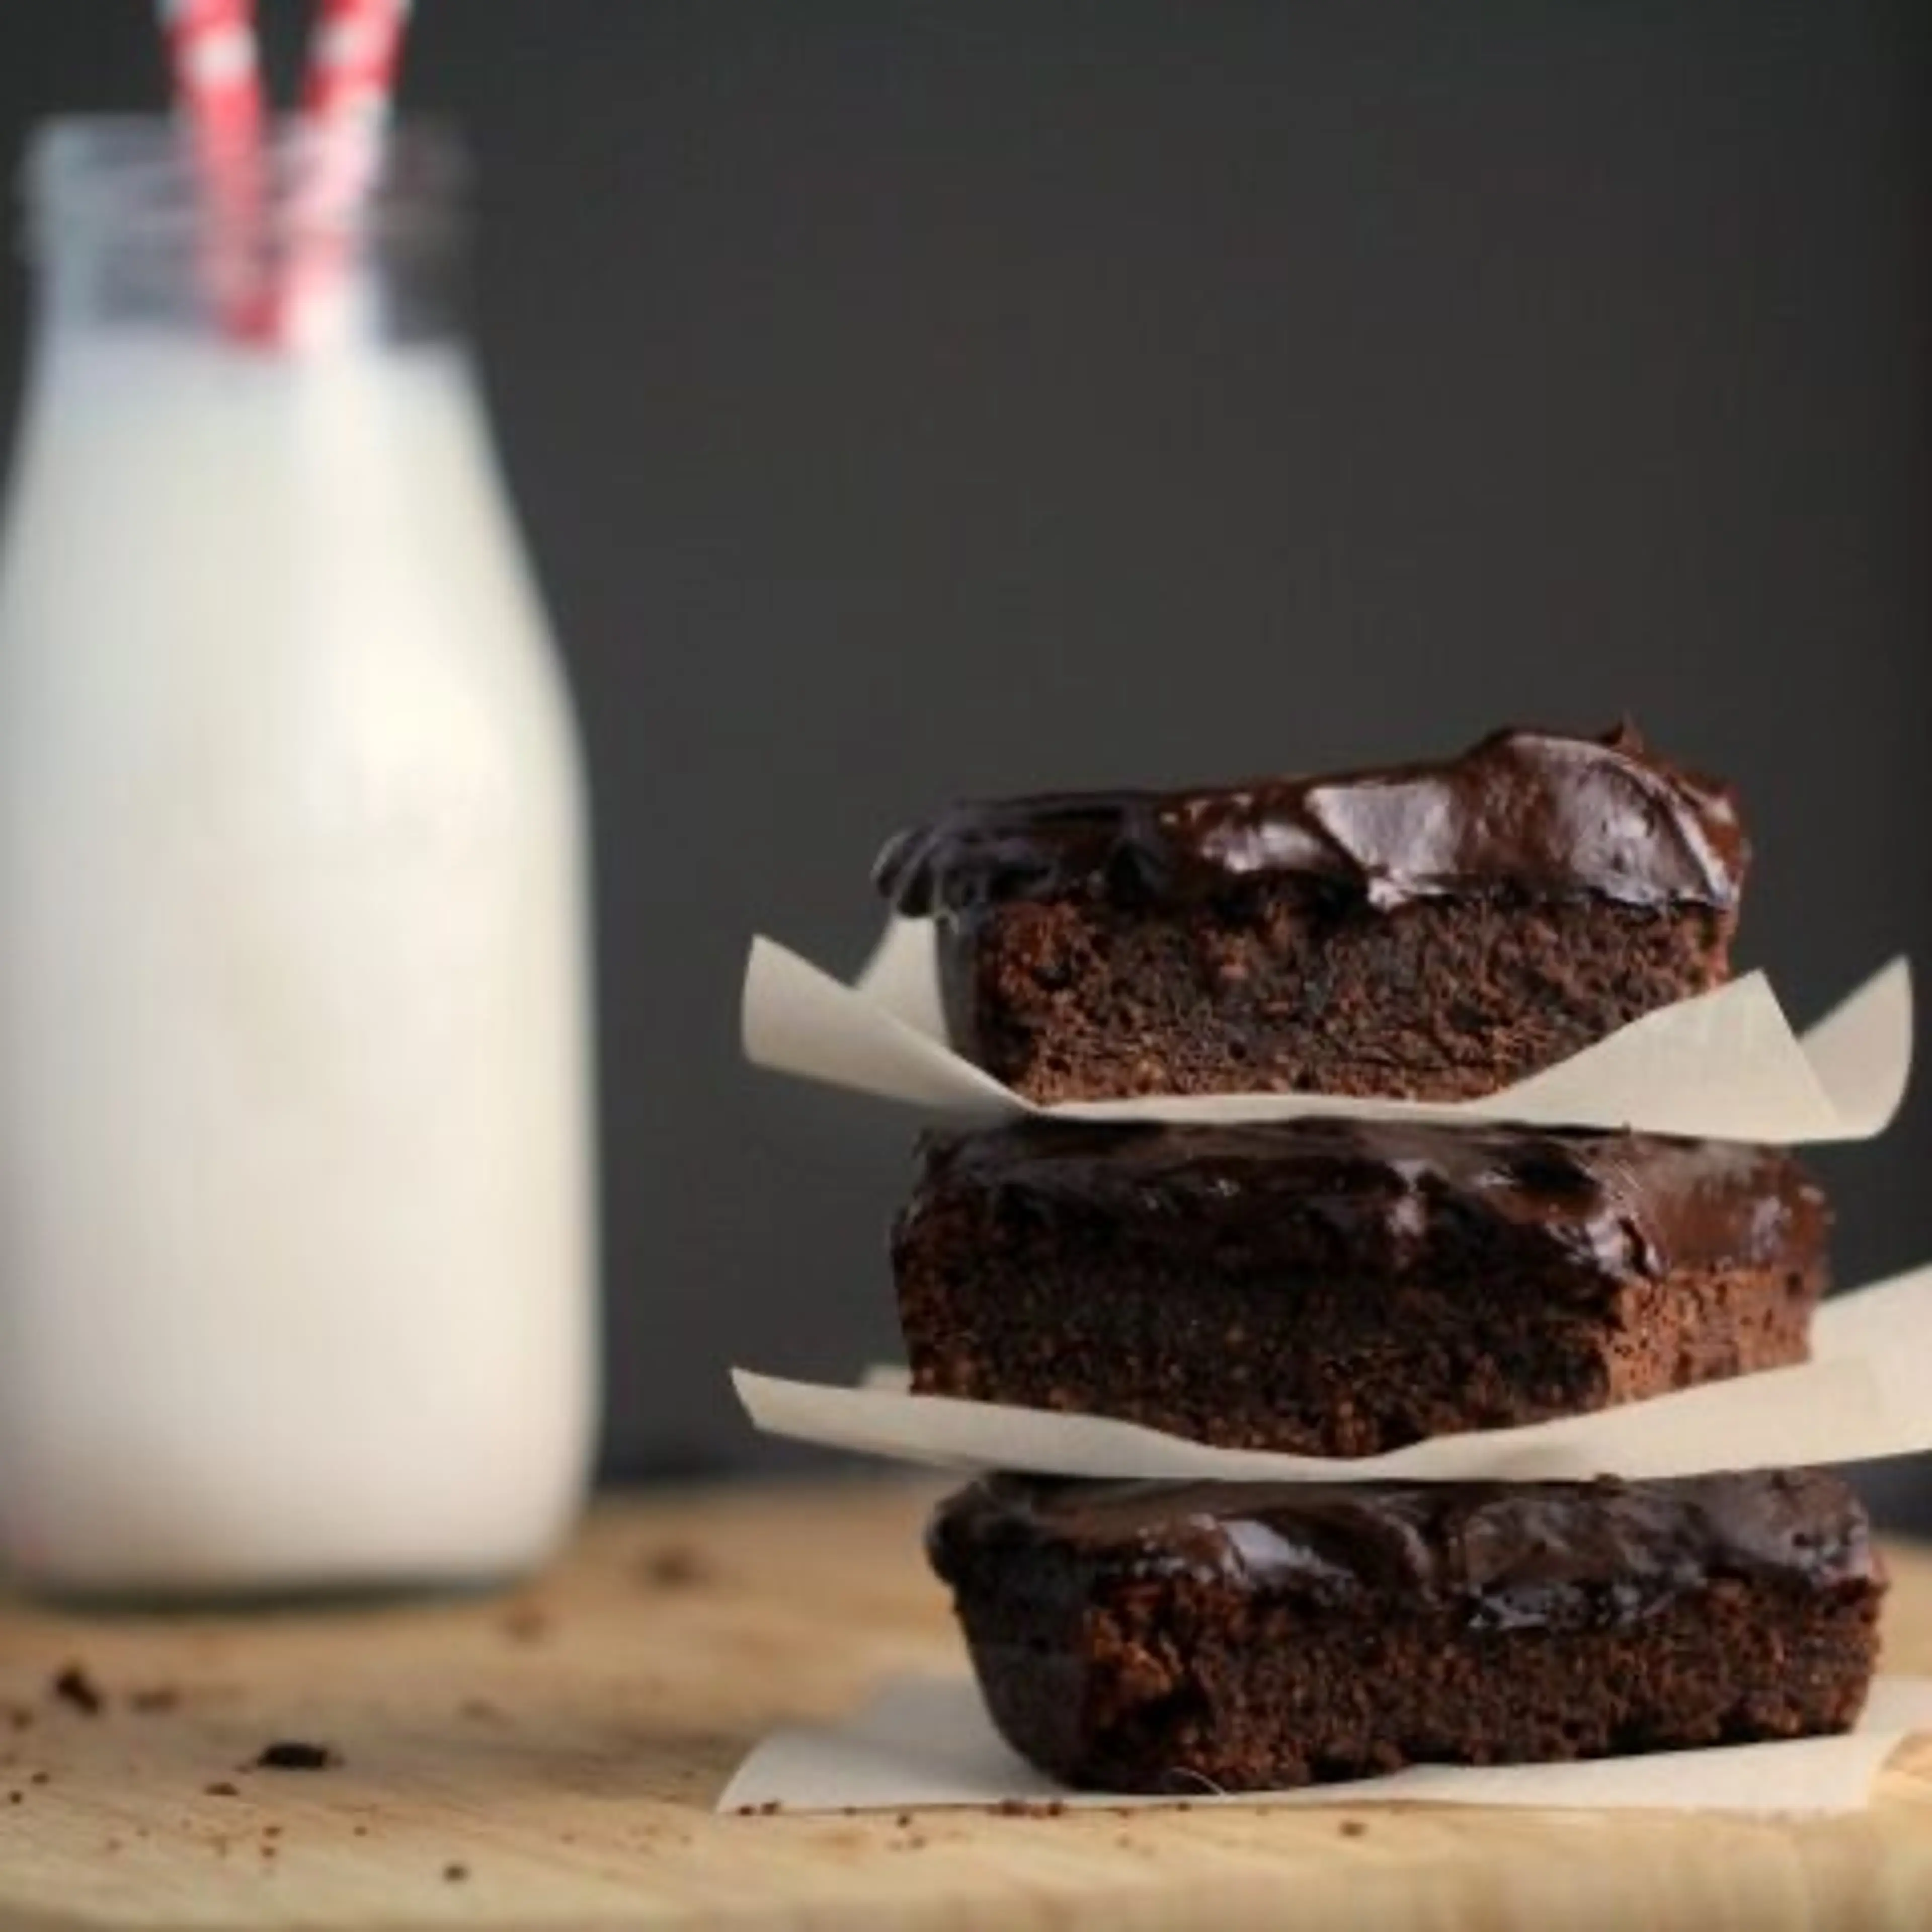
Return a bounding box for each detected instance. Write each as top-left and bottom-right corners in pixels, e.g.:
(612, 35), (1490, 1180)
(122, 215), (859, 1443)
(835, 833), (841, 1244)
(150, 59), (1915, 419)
(894, 1118), (1826, 1455)
(874, 725), (1745, 1102)
(928, 1470), (1883, 1792)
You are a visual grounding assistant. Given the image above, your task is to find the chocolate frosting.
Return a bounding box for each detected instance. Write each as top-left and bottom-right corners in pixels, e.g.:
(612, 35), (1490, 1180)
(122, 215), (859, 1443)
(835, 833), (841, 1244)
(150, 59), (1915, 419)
(875, 725), (1747, 916)
(930, 1471), (1875, 1633)
(909, 1118), (1827, 1282)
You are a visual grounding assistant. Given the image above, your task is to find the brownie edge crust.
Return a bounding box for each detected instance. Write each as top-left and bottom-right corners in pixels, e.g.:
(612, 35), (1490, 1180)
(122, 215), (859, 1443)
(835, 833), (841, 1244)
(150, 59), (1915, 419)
(928, 1472), (1884, 1794)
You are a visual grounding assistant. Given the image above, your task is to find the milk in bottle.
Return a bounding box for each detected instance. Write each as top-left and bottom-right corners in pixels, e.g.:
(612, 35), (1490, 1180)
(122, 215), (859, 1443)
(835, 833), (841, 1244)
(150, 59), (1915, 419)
(0, 120), (598, 1595)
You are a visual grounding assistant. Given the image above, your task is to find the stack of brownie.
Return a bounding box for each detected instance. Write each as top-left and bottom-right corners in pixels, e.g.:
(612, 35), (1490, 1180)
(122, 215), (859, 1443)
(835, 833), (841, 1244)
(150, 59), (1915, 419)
(867, 726), (1885, 1793)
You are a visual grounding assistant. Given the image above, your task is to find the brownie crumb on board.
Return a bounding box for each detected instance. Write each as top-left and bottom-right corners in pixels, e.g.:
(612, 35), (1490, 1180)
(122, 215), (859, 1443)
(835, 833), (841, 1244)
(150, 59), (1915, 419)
(989, 1798), (1067, 1818)
(204, 1781), (240, 1799)
(3, 1707), (31, 1733)
(51, 1665), (104, 1715)
(443, 1864), (469, 1883)
(6, 1792), (20, 1806)
(500, 1604), (551, 1645)
(129, 1686), (183, 1714)
(1340, 1819), (1368, 1838)
(253, 1740), (341, 1771)
(29, 1772), (49, 1788)
(637, 1544), (710, 1589)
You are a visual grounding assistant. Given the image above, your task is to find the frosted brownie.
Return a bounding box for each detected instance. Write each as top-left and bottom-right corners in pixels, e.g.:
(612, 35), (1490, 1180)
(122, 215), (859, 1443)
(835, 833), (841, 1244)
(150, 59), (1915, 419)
(894, 1118), (1826, 1455)
(874, 725), (1745, 1102)
(929, 1470), (1883, 1792)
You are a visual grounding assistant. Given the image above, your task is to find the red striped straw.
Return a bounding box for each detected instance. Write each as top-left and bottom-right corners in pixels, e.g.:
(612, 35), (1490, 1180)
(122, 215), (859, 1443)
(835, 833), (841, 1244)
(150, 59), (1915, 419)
(277, 0), (415, 345)
(301, 0), (414, 122)
(157, 0), (270, 340)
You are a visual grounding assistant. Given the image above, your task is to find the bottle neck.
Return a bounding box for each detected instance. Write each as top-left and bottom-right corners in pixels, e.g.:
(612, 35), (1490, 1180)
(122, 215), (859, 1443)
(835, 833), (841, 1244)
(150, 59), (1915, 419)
(22, 116), (471, 354)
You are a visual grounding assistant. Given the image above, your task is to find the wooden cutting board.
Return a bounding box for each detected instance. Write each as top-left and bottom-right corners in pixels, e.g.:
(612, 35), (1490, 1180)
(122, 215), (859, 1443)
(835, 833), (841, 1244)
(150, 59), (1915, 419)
(0, 1479), (1926, 1931)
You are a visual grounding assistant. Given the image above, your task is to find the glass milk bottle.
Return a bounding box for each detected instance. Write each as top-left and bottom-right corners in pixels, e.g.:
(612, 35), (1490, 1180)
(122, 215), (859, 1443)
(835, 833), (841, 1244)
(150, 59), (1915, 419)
(0, 120), (597, 1596)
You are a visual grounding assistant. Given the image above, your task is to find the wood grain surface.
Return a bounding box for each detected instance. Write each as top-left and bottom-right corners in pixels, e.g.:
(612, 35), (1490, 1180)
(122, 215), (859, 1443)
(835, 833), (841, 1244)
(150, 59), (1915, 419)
(0, 1479), (1925, 1931)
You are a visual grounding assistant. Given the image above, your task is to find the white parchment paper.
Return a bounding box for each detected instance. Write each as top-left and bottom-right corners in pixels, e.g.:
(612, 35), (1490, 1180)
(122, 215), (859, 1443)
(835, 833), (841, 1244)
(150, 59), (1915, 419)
(742, 922), (1912, 1143)
(718, 1675), (1932, 1817)
(734, 1264), (1932, 1485)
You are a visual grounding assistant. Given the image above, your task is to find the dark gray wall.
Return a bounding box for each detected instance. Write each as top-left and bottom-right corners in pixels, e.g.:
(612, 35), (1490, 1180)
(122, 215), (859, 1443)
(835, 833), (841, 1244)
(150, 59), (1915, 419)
(2, 5), (1928, 1517)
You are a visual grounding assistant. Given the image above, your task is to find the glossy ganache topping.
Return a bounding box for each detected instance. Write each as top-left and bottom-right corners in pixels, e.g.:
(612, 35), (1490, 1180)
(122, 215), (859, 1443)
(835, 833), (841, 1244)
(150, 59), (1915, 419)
(929, 1471), (1876, 1632)
(874, 724), (1747, 916)
(907, 1118), (1828, 1281)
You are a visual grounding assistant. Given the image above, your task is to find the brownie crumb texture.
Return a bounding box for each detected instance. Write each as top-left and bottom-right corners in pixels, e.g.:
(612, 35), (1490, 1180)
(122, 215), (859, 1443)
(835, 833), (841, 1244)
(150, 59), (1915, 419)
(943, 895), (1734, 1104)
(443, 1863), (469, 1883)
(204, 1781), (240, 1799)
(253, 1740), (341, 1772)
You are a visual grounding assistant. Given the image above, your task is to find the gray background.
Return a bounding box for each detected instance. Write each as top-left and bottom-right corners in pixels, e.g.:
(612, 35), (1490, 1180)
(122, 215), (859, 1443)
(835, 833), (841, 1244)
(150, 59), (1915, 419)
(2, 5), (1927, 1517)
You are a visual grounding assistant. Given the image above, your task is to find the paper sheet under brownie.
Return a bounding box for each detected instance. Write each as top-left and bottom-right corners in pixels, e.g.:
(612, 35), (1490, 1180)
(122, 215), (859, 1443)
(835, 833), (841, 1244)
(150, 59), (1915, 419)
(741, 923), (1910, 1143)
(734, 1262), (1932, 1485)
(719, 1675), (1932, 1818)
